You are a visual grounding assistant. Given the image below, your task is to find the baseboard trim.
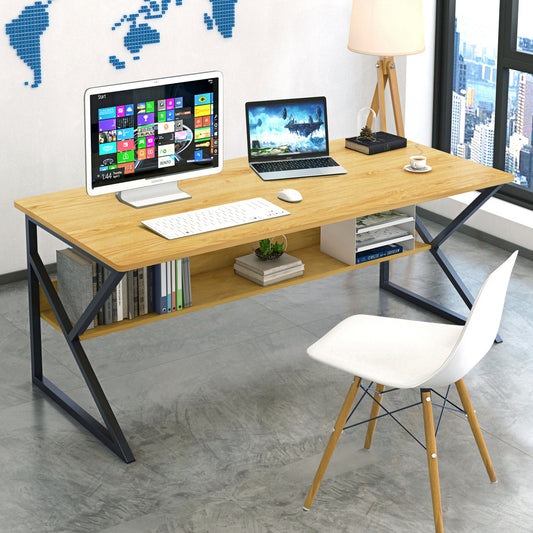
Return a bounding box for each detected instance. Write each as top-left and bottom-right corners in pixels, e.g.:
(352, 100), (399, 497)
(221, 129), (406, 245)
(0, 264), (56, 286)
(418, 208), (533, 261)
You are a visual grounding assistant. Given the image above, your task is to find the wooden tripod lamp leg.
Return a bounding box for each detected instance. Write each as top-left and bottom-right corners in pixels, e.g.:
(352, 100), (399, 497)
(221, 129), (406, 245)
(376, 58), (387, 132)
(421, 390), (444, 533)
(303, 376), (362, 511)
(385, 56), (405, 137)
(455, 379), (497, 482)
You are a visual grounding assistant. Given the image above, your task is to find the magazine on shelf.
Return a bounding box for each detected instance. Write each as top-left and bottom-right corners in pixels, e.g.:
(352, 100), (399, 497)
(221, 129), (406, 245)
(356, 210), (413, 233)
(356, 227), (412, 252)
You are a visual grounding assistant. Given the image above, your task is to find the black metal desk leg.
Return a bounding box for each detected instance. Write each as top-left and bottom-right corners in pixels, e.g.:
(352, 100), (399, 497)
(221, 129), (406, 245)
(380, 185), (503, 341)
(25, 216), (135, 462)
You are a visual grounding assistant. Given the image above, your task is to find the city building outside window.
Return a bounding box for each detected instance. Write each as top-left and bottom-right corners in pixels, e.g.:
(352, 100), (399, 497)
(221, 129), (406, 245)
(434, 0), (533, 209)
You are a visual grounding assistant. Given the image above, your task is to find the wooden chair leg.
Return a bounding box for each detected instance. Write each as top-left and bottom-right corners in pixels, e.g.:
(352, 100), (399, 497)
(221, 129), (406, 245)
(303, 376), (362, 511)
(421, 390), (444, 533)
(364, 383), (385, 449)
(455, 379), (497, 482)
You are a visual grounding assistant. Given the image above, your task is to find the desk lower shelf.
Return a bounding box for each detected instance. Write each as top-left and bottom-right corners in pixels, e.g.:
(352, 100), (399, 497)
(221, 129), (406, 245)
(40, 241), (430, 340)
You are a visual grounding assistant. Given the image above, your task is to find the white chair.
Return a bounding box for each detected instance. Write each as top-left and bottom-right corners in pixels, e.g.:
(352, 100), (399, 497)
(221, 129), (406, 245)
(303, 251), (518, 532)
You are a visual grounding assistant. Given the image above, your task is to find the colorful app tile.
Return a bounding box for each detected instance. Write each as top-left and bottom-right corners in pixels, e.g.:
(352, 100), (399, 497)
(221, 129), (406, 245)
(146, 136), (155, 148)
(146, 147), (155, 158)
(138, 148), (146, 160)
(116, 105), (125, 118)
(117, 127), (134, 141)
(175, 130), (188, 141)
(137, 137), (147, 149)
(109, 164), (117, 170)
(146, 101), (155, 113)
(194, 104), (211, 117)
(158, 121), (175, 134)
(98, 107), (116, 120)
(175, 119), (183, 131)
(203, 115), (212, 127)
(137, 102), (146, 113)
(158, 144), (175, 157)
(166, 110), (175, 121)
(117, 116), (135, 129)
(118, 161), (134, 174)
(194, 93), (212, 106)
(99, 131), (116, 143)
(176, 107), (191, 117)
(194, 150), (204, 162)
(137, 113), (155, 126)
(99, 142), (117, 155)
(175, 97), (183, 108)
(166, 98), (174, 110)
(99, 118), (116, 132)
(194, 127), (211, 141)
(125, 104), (134, 116)
(158, 155), (174, 168)
(157, 111), (166, 123)
(194, 116), (203, 128)
(117, 150), (135, 164)
(117, 139), (135, 152)
(99, 166), (108, 171)
(157, 100), (166, 111)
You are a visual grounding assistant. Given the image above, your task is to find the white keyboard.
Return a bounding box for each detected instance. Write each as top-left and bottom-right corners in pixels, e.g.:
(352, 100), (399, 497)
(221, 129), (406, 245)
(142, 197), (291, 240)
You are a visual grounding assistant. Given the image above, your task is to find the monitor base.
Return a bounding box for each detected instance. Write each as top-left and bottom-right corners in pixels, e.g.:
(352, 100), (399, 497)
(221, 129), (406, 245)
(116, 182), (192, 208)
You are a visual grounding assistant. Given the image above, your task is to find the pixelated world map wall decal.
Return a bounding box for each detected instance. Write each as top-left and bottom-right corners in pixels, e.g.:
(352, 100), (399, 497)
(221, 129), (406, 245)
(5, 0), (239, 88)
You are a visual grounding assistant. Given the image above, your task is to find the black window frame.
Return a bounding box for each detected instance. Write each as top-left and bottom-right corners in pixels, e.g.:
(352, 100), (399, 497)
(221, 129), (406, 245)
(433, 0), (533, 210)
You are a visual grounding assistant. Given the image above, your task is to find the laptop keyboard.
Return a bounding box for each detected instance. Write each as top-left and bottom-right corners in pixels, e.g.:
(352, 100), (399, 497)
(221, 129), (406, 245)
(252, 157), (340, 173)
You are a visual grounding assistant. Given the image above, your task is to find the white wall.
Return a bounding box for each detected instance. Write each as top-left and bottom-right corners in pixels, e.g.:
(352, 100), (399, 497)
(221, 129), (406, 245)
(2, 0), (379, 275)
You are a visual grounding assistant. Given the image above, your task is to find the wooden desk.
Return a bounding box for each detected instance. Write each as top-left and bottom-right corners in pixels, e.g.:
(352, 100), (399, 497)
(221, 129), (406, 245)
(15, 139), (512, 462)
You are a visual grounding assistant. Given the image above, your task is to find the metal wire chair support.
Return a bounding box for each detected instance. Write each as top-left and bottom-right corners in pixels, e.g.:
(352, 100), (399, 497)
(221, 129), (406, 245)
(341, 381), (469, 451)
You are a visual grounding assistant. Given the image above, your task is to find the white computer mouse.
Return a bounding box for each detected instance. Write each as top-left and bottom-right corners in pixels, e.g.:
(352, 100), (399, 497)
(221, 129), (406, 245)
(277, 188), (302, 203)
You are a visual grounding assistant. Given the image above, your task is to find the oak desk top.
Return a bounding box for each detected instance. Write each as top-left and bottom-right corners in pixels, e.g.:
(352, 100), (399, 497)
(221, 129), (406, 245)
(15, 139), (512, 271)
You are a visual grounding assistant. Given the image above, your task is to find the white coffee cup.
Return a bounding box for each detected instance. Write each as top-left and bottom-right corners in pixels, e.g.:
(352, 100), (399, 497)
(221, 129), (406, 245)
(410, 156), (427, 170)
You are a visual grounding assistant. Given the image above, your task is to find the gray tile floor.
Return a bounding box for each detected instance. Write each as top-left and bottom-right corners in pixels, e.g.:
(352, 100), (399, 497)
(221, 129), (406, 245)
(0, 220), (532, 532)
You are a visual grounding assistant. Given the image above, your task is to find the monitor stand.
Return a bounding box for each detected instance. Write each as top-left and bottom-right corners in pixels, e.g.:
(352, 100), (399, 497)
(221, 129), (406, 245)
(116, 182), (191, 208)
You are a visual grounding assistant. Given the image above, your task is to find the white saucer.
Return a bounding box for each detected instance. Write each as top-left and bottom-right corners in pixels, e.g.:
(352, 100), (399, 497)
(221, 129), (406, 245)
(403, 164), (432, 173)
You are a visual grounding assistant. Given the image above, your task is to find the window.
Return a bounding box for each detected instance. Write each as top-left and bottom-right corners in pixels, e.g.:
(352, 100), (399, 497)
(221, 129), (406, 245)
(433, 0), (533, 209)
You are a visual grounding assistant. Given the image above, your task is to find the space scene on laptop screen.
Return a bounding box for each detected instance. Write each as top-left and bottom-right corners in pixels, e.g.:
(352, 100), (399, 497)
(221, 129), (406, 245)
(248, 100), (326, 157)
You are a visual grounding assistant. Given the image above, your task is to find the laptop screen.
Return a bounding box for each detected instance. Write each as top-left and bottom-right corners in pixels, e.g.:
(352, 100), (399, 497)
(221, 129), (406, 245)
(246, 96), (329, 162)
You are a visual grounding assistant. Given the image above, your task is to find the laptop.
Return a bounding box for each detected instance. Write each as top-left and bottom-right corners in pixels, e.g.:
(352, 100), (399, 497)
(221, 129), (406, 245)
(245, 96), (347, 180)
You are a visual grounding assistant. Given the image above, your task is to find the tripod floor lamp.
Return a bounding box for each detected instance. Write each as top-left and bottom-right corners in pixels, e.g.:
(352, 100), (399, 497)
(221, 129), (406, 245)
(348, 0), (425, 137)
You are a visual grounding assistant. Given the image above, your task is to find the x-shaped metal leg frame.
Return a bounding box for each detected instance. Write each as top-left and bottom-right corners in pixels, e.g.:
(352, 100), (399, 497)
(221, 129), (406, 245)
(26, 216), (135, 463)
(379, 185), (503, 341)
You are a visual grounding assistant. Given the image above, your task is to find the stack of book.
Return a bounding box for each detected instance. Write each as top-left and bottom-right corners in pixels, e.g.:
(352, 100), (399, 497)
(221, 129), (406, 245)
(234, 253), (304, 286)
(57, 249), (192, 327)
(345, 131), (406, 155)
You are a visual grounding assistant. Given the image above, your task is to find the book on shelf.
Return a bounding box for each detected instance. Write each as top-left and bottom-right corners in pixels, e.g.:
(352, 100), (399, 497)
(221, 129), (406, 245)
(345, 131), (407, 155)
(57, 248), (96, 330)
(56, 250), (193, 324)
(234, 253), (303, 276)
(234, 264), (304, 286)
(356, 226), (412, 252)
(234, 252), (304, 286)
(355, 244), (403, 264)
(356, 210), (413, 233)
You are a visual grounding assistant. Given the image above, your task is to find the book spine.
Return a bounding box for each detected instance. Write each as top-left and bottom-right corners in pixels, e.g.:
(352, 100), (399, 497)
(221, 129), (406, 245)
(126, 271), (134, 319)
(92, 261), (98, 327)
(176, 259), (183, 310)
(166, 261), (172, 313)
(97, 264), (105, 325)
(116, 279), (123, 322)
(153, 263), (167, 314)
(147, 265), (154, 314)
(133, 269), (139, 318)
(171, 260), (176, 312)
(138, 267), (146, 316)
(355, 244), (403, 264)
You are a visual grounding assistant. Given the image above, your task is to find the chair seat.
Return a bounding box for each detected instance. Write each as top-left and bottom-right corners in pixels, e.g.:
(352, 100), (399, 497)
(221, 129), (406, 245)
(307, 315), (463, 388)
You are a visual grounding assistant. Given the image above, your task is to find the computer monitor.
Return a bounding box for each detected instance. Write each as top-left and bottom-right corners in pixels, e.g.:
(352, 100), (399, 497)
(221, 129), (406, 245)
(84, 71), (222, 208)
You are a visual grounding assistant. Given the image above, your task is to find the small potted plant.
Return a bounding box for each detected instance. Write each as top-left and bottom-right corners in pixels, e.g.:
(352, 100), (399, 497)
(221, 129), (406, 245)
(255, 236), (286, 261)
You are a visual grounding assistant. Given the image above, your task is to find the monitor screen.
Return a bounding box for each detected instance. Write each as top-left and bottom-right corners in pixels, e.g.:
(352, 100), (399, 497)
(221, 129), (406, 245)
(84, 71), (222, 206)
(246, 97), (328, 161)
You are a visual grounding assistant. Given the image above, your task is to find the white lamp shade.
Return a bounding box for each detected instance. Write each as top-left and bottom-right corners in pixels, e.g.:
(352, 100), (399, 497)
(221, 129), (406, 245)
(348, 0), (425, 57)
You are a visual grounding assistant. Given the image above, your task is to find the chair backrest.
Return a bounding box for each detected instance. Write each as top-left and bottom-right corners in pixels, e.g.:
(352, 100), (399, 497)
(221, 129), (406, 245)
(423, 251), (518, 387)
